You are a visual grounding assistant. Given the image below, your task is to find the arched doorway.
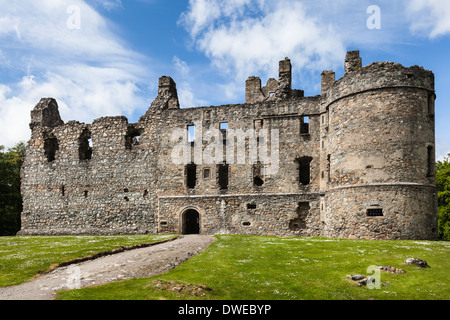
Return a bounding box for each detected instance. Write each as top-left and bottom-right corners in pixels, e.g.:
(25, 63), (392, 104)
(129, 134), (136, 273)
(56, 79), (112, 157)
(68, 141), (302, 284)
(182, 209), (200, 234)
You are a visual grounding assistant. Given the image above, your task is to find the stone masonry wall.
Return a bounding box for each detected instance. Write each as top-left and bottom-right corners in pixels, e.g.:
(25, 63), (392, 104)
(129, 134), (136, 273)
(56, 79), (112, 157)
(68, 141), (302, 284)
(19, 51), (438, 240)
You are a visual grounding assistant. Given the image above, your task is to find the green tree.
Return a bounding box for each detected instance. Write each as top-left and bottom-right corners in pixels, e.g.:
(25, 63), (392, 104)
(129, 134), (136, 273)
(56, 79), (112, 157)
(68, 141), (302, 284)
(436, 154), (450, 240)
(0, 142), (25, 236)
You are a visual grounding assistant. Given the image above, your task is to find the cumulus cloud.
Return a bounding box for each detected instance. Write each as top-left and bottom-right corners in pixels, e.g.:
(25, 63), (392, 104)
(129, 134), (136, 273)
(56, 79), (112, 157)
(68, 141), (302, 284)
(0, 0), (152, 147)
(179, 0), (346, 99)
(406, 0), (450, 38)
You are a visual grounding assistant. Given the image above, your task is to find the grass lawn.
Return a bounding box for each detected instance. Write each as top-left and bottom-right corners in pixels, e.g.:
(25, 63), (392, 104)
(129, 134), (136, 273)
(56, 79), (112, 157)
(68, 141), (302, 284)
(0, 234), (177, 287)
(56, 235), (450, 300)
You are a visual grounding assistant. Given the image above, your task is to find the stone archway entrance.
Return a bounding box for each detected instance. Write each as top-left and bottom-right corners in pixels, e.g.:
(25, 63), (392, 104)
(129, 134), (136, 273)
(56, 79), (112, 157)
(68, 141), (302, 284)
(182, 209), (200, 234)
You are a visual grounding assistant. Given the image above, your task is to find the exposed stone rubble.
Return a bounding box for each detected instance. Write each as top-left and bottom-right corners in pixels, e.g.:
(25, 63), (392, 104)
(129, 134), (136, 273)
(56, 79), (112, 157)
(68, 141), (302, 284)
(405, 258), (429, 268)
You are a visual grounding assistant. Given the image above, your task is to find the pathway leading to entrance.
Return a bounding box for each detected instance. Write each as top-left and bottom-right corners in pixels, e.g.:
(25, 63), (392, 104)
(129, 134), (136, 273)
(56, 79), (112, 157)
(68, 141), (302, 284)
(0, 235), (216, 300)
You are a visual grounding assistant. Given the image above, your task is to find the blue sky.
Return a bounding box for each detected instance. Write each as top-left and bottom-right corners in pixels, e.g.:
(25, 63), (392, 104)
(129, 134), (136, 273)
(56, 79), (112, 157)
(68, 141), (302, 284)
(0, 0), (449, 160)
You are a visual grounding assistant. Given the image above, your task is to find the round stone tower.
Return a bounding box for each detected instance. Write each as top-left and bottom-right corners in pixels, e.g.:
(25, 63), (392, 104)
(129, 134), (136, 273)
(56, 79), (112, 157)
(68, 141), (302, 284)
(323, 51), (438, 240)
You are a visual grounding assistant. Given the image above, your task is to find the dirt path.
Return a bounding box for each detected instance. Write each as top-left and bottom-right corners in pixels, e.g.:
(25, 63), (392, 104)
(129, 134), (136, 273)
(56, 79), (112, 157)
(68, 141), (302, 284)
(0, 235), (216, 300)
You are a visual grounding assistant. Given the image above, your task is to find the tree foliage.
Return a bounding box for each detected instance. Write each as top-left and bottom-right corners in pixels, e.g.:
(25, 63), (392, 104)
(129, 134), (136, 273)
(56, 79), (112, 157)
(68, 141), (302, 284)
(436, 154), (450, 240)
(0, 142), (25, 236)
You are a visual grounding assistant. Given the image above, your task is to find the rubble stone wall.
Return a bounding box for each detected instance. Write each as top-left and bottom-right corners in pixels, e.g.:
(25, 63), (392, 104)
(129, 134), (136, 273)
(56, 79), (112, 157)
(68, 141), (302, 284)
(19, 51), (438, 239)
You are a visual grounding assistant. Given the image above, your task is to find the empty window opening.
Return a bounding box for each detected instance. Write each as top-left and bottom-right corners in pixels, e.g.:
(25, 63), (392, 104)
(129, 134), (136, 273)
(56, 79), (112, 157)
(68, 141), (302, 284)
(242, 221), (251, 227)
(79, 129), (92, 161)
(61, 185), (65, 197)
(367, 208), (383, 217)
(203, 167), (211, 180)
(253, 162), (264, 187)
(125, 125), (142, 150)
(247, 203), (257, 210)
(84, 190), (89, 198)
(187, 125), (195, 143)
(428, 93), (435, 118)
(218, 163), (229, 190)
(143, 190), (149, 199)
(186, 163), (197, 189)
(124, 196), (129, 202)
(220, 122), (228, 131)
(297, 157), (313, 186)
(160, 221), (168, 226)
(254, 119), (263, 130)
(427, 146), (434, 177)
(44, 136), (59, 163)
(124, 188), (129, 193)
(327, 154), (331, 182)
(290, 202), (310, 230)
(220, 122), (228, 144)
(405, 73), (413, 79)
(300, 116), (310, 135)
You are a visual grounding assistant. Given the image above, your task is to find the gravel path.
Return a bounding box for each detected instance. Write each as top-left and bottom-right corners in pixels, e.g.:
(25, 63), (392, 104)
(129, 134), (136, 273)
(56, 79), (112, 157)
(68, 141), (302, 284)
(0, 235), (216, 300)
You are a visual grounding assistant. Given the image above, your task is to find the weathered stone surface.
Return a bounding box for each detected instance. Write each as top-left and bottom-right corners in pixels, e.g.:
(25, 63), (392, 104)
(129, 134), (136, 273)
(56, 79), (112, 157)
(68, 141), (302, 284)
(405, 258), (429, 268)
(19, 50), (438, 240)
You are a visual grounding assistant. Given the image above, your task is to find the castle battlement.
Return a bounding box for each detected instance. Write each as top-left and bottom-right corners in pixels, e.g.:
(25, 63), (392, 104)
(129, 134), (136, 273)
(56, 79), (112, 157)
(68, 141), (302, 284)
(19, 51), (438, 240)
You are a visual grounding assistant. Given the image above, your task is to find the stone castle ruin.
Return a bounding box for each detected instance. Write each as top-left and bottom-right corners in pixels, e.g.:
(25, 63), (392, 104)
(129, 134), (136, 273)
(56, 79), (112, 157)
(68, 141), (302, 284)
(19, 51), (438, 240)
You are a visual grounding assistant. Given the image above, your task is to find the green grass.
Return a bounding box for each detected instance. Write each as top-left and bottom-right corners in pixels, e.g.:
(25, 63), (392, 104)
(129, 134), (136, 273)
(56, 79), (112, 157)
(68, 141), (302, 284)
(56, 235), (450, 300)
(0, 234), (177, 287)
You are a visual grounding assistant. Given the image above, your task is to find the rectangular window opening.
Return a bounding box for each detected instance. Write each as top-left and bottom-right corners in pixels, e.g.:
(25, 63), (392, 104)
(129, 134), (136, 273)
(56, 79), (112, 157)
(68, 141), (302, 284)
(203, 167), (211, 180)
(125, 126), (142, 150)
(79, 129), (92, 160)
(247, 203), (257, 210)
(44, 137), (59, 163)
(367, 208), (383, 217)
(428, 93), (435, 118)
(253, 162), (264, 187)
(186, 163), (197, 189)
(300, 116), (310, 135)
(297, 157), (312, 186)
(427, 146), (434, 177)
(187, 125), (195, 143)
(218, 163), (229, 190)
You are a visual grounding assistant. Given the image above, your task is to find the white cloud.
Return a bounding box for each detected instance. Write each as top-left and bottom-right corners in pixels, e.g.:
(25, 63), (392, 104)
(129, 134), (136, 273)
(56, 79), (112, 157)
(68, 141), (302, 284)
(180, 0), (346, 95)
(406, 0), (450, 38)
(0, 0), (153, 147)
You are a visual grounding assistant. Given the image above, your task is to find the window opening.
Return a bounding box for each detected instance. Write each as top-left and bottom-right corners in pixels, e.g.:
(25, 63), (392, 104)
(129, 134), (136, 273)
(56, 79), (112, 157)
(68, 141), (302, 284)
(290, 202), (310, 230)
(367, 208), (383, 217)
(203, 167), (211, 180)
(428, 93), (435, 119)
(44, 136), (59, 162)
(125, 126), (142, 150)
(300, 116), (310, 135)
(79, 129), (92, 161)
(297, 157), (312, 185)
(253, 162), (264, 186)
(186, 163), (197, 189)
(187, 125), (195, 143)
(218, 163), (229, 190)
(427, 146), (434, 177)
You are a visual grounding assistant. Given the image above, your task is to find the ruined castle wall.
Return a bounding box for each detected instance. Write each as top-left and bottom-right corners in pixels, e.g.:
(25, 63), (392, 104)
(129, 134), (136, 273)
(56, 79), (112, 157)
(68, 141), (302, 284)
(20, 116), (157, 235)
(19, 52), (438, 240)
(322, 58), (438, 240)
(140, 96), (323, 236)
